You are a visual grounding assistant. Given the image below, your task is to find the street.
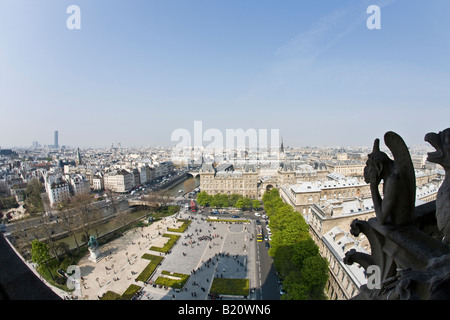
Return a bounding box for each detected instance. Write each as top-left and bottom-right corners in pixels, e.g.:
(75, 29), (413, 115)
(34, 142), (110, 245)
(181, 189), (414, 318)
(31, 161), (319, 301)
(191, 204), (280, 300)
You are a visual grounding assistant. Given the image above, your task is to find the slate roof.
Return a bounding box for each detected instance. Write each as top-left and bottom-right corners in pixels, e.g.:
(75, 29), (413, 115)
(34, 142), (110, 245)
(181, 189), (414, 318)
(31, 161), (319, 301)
(0, 235), (61, 300)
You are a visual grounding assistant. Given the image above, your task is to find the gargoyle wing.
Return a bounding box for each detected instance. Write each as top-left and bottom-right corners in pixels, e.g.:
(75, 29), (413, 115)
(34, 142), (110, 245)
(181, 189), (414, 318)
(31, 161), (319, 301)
(384, 131), (416, 194)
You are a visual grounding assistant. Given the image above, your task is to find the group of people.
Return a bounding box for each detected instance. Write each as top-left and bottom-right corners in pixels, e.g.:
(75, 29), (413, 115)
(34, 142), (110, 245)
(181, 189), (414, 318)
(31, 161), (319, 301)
(136, 209), (252, 300)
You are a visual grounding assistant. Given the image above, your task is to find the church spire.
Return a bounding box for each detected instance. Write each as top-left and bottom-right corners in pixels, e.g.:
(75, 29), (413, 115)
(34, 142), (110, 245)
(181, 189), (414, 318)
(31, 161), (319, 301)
(279, 136), (286, 161)
(76, 147), (82, 166)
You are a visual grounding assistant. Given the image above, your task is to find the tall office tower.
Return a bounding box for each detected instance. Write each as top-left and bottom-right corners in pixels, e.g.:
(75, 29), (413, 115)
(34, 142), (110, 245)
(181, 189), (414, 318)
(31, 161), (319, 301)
(54, 130), (59, 148)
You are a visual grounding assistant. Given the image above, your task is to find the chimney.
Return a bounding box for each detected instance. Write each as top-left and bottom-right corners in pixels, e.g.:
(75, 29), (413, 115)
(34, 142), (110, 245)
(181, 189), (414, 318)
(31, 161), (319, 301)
(331, 204), (344, 217)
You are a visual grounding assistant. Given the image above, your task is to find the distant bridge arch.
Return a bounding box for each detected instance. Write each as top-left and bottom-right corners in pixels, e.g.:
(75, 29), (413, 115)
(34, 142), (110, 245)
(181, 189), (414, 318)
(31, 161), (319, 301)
(186, 171), (200, 178)
(128, 199), (161, 207)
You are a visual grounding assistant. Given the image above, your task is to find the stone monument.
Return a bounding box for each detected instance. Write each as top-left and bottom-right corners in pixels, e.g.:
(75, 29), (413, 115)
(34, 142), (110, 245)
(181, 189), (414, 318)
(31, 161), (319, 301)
(87, 235), (102, 263)
(344, 129), (450, 299)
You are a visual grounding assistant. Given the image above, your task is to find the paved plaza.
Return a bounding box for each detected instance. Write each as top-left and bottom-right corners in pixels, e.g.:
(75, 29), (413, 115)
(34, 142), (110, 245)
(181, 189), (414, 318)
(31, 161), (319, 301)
(76, 209), (257, 300)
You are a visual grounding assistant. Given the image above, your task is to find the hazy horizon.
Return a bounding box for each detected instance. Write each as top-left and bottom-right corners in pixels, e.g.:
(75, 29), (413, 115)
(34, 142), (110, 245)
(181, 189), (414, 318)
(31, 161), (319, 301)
(1, 1), (449, 149)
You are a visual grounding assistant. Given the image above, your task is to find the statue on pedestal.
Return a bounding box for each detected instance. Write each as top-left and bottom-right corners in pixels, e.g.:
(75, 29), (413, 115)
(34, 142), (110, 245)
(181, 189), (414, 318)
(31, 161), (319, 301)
(88, 235), (102, 263)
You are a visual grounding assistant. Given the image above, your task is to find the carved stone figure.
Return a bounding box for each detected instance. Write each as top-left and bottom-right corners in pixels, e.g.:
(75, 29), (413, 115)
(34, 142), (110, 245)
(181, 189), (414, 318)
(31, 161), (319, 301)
(363, 131), (416, 225)
(425, 128), (450, 242)
(344, 129), (450, 300)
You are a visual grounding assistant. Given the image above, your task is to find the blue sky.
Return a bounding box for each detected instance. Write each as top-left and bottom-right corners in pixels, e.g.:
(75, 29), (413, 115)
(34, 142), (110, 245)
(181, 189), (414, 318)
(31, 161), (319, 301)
(1, 0), (449, 148)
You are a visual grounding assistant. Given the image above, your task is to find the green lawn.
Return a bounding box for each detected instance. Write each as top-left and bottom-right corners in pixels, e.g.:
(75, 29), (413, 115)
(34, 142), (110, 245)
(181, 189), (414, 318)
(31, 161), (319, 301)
(149, 233), (180, 253)
(100, 284), (141, 300)
(167, 219), (191, 233)
(154, 271), (190, 290)
(135, 253), (164, 282)
(209, 278), (249, 296)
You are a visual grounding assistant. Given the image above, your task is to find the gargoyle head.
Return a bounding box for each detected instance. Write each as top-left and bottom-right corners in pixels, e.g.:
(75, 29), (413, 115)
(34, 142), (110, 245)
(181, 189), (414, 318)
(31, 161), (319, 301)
(364, 138), (392, 184)
(424, 128), (450, 169)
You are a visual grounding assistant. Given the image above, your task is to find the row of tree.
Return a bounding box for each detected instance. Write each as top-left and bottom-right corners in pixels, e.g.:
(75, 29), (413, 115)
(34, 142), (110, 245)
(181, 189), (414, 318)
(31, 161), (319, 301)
(196, 191), (261, 210)
(262, 188), (329, 300)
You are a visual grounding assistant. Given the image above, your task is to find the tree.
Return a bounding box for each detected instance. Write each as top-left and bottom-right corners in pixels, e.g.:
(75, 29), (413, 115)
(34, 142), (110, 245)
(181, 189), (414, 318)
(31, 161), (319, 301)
(234, 198), (245, 210)
(291, 238), (319, 269)
(262, 188), (329, 300)
(210, 193), (223, 208)
(56, 242), (70, 256)
(35, 215), (60, 259)
(262, 188), (283, 217)
(105, 189), (118, 213)
(282, 270), (308, 300)
(57, 205), (81, 252)
(0, 196), (19, 210)
(218, 194), (230, 207)
(114, 210), (130, 227)
(24, 178), (44, 215)
(229, 194), (242, 207)
(234, 197), (252, 210)
(242, 197), (252, 210)
(273, 245), (296, 277)
(31, 239), (51, 266)
(196, 191), (211, 207)
(252, 199), (261, 211)
(30, 239), (55, 280)
(69, 193), (99, 243)
(299, 255), (329, 300)
(142, 190), (162, 211)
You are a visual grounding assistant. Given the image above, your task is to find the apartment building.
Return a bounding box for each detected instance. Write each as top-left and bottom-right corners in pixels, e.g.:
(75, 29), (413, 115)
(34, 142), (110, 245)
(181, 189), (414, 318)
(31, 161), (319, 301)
(199, 163), (259, 198)
(280, 176), (371, 216)
(69, 174), (91, 196)
(104, 169), (132, 193)
(47, 179), (70, 205)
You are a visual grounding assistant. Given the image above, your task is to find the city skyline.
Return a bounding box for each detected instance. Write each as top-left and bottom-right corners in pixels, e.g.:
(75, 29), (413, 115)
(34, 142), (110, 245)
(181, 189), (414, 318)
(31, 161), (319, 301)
(5, 127), (437, 152)
(1, 1), (450, 149)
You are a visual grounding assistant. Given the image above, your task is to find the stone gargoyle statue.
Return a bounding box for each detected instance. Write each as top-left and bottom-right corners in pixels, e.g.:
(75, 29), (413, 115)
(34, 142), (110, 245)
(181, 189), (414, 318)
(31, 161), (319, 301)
(425, 128), (450, 243)
(344, 129), (450, 300)
(363, 131), (416, 226)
